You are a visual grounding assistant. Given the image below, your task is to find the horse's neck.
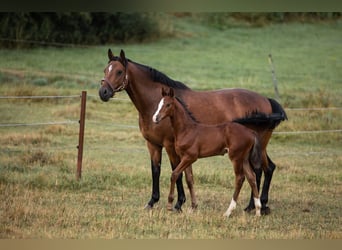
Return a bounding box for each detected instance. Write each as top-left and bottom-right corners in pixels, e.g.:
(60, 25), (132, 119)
(125, 63), (160, 115)
(170, 100), (196, 136)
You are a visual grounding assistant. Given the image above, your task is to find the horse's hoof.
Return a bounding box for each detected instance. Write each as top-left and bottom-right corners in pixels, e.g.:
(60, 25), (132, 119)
(173, 204), (183, 212)
(261, 206), (271, 215)
(174, 207), (182, 213)
(244, 205), (255, 213)
(144, 204), (153, 210)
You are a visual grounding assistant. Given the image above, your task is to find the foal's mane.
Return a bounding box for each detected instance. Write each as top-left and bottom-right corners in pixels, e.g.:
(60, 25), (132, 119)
(175, 96), (199, 123)
(109, 57), (191, 90)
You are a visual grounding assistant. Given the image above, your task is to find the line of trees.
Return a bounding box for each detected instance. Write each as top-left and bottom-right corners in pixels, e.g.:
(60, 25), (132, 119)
(0, 12), (172, 48)
(1, 12), (340, 48)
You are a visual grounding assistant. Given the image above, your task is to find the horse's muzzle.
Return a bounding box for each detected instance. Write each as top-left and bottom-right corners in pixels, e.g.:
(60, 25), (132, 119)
(99, 86), (114, 102)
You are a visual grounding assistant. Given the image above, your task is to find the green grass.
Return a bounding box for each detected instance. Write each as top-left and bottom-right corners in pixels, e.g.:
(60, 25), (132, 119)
(0, 16), (341, 239)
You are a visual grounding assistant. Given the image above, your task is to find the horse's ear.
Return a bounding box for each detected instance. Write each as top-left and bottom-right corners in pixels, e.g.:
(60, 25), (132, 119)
(108, 49), (115, 61)
(162, 87), (168, 97)
(169, 87), (174, 97)
(120, 49), (127, 67)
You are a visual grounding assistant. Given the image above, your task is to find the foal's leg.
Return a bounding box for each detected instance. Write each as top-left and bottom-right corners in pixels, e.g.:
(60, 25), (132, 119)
(164, 145), (190, 211)
(244, 167), (262, 212)
(184, 167), (198, 209)
(168, 156), (195, 211)
(224, 160), (245, 218)
(243, 161), (261, 216)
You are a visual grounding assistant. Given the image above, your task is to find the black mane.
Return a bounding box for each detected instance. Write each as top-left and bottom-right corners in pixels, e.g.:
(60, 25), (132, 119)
(149, 67), (190, 90)
(175, 96), (199, 123)
(110, 56), (190, 90)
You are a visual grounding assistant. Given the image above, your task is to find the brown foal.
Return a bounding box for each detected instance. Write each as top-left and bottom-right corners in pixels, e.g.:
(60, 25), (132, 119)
(153, 87), (267, 217)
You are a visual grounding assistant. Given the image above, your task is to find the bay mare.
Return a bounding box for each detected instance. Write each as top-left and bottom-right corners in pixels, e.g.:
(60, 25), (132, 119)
(153, 87), (266, 217)
(99, 49), (287, 213)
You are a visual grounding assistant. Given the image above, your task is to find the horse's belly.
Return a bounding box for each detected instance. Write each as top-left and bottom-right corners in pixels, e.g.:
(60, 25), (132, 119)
(198, 141), (227, 158)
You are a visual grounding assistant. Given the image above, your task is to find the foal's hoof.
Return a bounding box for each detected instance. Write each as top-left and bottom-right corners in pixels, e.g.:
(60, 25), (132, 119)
(261, 206), (271, 215)
(191, 203), (198, 210)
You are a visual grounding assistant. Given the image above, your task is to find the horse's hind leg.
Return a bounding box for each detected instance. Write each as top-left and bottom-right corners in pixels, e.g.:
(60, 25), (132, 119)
(259, 154), (275, 215)
(243, 160), (261, 216)
(224, 160), (245, 218)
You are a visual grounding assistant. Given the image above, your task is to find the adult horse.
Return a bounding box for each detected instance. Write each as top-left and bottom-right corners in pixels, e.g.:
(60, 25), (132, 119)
(99, 49), (287, 214)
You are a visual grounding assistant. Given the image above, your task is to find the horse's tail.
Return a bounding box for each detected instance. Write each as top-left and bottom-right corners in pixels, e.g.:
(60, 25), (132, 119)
(268, 98), (288, 128)
(249, 136), (262, 170)
(234, 98), (287, 129)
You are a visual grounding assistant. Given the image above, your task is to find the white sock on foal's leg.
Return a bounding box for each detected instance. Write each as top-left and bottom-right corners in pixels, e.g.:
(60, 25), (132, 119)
(254, 197), (262, 216)
(223, 198), (237, 217)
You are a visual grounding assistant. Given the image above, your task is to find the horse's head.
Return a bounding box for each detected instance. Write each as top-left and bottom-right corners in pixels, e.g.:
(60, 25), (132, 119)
(152, 87), (175, 124)
(99, 49), (129, 102)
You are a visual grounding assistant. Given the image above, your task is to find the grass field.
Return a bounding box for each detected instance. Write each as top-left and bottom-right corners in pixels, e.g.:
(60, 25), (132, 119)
(0, 16), (341, 239)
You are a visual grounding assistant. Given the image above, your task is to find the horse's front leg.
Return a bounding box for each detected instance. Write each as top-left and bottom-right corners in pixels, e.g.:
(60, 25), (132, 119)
(145, 142), (162, 209)
(243, 160), (261, 217)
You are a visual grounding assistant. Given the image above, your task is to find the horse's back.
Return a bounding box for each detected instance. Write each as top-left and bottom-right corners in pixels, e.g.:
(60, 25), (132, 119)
(182, 88), (272, 123)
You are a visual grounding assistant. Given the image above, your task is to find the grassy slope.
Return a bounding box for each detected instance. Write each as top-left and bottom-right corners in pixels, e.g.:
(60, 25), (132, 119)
(0, 16), (341, 239)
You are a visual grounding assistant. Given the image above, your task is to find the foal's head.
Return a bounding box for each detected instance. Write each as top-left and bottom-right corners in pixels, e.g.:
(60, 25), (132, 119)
(152, 88), (175, 124)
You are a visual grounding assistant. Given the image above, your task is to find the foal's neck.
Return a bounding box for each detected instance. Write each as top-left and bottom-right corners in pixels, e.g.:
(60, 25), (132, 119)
(170, 99), (197, 135)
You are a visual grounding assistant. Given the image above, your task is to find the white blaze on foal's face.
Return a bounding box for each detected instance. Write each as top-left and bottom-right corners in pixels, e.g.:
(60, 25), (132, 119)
(108, 64), (113, 73)
(152, 98), (165, 123)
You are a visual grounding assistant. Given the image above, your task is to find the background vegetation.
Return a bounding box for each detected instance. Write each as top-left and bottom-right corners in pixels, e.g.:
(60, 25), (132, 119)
(0, 12), (340, 48)
(0, 13), (341, 239)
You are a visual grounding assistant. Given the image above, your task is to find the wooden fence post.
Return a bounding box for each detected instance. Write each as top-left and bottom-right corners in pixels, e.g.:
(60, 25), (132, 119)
(268, 54), (280, 101)
(76, 91), (87, 180)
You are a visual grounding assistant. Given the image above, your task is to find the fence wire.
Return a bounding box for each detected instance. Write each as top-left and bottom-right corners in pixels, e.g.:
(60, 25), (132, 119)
(0, 94), (341, 155)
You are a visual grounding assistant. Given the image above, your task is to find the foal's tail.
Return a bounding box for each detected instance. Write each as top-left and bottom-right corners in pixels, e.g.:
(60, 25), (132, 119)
(249, 136), (262, 170)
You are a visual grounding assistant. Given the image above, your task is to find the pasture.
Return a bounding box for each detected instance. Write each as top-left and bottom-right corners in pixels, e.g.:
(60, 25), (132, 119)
(0, 17), (341, 239)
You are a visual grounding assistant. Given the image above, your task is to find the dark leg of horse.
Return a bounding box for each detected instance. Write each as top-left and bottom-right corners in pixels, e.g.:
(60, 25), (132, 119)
(259, 155), (276, 215)
(145, 142), (162, 209)
(174, 171), (185, 211)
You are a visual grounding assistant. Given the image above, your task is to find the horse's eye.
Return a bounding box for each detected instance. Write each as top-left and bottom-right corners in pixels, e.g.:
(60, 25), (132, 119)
(117, 70), (123, 76)
(166, 103), (171, 108)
